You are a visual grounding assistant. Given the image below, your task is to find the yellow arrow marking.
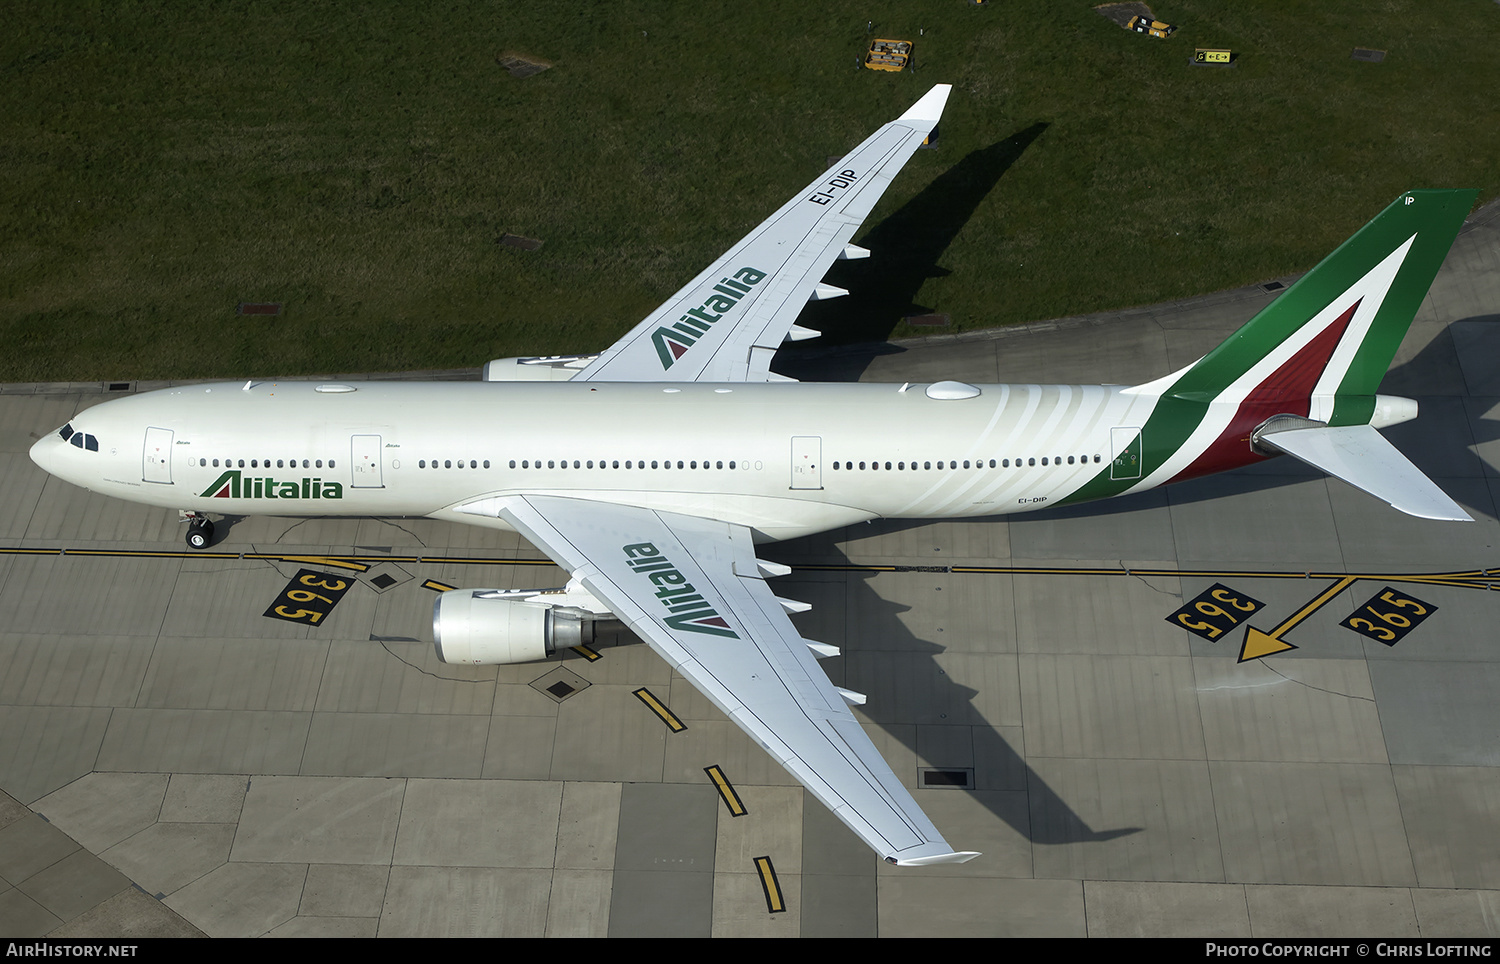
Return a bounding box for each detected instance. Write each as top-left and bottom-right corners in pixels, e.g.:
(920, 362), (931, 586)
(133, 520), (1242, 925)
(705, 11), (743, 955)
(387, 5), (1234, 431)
(1239, 575), (1357, 662)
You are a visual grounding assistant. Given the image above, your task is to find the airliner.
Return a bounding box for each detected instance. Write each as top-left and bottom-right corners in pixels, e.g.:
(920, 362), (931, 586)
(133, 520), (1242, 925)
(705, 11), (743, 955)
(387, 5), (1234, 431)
(29, 84), (1478, 866)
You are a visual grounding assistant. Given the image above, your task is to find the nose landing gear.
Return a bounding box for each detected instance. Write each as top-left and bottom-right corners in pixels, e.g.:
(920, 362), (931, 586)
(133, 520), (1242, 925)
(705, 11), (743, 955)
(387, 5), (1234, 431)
(180, 511), (216, 549)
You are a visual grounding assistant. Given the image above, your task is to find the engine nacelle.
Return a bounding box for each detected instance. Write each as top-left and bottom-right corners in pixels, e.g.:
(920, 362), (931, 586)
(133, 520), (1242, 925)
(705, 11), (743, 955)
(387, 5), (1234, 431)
(432, 591), (594, 665)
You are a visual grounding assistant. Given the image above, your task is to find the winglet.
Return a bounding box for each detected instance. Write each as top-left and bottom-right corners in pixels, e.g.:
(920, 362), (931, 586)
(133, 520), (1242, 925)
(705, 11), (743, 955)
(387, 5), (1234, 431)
(900, 83), (951, 125)
(891, 850), (982, 867)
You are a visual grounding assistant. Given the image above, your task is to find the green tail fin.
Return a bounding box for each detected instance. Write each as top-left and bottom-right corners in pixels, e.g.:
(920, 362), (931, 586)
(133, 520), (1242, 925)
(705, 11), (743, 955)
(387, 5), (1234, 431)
(1165, 189), (1476, 424)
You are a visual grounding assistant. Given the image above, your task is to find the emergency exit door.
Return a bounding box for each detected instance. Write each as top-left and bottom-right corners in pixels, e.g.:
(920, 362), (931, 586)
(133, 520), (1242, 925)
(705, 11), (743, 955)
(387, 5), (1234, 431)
(143, 427), (173, 484)
(790, 436), (822, 490)
(351, 434), (384, 488)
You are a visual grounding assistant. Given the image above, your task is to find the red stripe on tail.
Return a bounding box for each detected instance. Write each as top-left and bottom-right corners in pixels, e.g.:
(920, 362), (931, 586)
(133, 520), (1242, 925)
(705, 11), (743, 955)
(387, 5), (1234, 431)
(1167, 299), (1359, 483)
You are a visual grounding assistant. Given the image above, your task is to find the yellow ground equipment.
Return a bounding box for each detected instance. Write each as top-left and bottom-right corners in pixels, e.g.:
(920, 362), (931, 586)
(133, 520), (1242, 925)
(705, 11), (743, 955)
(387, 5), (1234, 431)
(1127, 15), (1176, 38)
(865, 39), (912, 72)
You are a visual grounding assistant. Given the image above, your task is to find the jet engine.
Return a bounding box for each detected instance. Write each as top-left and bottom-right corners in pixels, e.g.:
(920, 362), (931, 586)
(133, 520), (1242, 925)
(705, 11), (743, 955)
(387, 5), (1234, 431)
(432, 590), (597, 665)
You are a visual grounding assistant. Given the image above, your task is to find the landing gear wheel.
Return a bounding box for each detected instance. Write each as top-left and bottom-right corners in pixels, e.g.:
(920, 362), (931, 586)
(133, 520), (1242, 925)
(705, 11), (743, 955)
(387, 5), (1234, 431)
(186, 519), (214, 549)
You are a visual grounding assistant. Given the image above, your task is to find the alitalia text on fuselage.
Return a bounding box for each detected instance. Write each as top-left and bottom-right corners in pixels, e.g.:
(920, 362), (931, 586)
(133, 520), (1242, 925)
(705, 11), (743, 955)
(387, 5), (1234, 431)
(37, 378), (1177, 541)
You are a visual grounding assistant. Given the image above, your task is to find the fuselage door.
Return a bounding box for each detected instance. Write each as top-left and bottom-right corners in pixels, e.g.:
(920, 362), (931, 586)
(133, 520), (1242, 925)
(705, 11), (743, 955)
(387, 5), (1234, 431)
(351, 434), (384, 488)
(143, 427), (174, 484)
(790, 436), (823, 490)
(1110, 426), (1143, 481)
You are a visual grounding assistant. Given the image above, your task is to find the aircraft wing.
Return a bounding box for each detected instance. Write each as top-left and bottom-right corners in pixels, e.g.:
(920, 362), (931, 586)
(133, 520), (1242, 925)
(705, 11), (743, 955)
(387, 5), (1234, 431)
(570, 84), (951, 384)
(455, 492), (979, 866)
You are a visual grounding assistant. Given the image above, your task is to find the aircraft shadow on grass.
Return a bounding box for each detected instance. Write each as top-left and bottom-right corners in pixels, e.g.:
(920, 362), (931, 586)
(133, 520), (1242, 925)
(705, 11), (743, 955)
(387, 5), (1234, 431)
(778, 123), (1049, 380)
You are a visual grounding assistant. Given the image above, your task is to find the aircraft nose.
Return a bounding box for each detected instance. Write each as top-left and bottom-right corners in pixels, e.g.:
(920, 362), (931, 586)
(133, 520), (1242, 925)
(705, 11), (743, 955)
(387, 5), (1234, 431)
(29, 434), (57, 475)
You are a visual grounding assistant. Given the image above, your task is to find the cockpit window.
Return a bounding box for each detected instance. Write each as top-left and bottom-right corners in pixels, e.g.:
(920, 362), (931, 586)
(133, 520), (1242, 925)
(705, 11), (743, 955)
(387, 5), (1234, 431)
(67, 432), (99, 451)
(58, 423), (75, 441)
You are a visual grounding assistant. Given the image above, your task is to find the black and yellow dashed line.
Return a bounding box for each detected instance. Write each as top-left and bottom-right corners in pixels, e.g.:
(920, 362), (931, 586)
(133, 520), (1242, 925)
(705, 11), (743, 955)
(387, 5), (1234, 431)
(705, 765), (747, 816)
(754, 856), (785, 914)
(6, 545), (1496, 661)
(633, 687), (686, 732)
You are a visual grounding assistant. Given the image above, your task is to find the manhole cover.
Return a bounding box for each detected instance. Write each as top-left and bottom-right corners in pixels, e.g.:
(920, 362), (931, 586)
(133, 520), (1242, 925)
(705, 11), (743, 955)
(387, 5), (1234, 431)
(530, 666), (590, 703)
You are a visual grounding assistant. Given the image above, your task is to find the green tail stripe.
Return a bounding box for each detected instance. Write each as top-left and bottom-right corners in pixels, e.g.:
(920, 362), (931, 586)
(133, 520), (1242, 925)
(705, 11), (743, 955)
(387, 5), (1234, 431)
(1171, 189), (1476, 410)
(1059, 189), (1476, 507)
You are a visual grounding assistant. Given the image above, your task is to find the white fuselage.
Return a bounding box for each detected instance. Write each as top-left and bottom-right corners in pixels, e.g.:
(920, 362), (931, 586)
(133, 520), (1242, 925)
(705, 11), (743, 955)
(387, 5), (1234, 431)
(31, 379), (1166, 542)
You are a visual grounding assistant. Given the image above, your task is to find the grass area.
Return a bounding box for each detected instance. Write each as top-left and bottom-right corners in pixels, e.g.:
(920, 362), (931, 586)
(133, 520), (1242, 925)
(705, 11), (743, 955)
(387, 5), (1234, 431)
(2, 1), (1498, 381)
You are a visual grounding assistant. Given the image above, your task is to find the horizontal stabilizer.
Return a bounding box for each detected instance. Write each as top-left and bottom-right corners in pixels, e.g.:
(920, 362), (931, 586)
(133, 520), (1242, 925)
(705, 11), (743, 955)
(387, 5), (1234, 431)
(1260, 424), (1472, 522)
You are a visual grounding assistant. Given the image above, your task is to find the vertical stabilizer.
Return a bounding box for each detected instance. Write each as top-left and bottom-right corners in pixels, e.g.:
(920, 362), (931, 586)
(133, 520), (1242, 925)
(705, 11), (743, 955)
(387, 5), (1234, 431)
(1065, 190), (1476, 507)
(1163, 189), (1476, 425)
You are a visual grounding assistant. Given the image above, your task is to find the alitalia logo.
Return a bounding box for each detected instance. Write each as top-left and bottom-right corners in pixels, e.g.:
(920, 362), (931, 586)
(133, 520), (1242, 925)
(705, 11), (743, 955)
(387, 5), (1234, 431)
(623, 541), (739, 638)
(199, 469), (344, 500)
(651, 266), (767, 369)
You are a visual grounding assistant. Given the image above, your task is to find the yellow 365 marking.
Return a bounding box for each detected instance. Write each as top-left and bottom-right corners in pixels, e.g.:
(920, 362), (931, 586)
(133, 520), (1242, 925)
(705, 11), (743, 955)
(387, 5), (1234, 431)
(1341, 586), (1437, 647)
(264, 568), (354, 626)
(1168, 583), (1265, 643)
